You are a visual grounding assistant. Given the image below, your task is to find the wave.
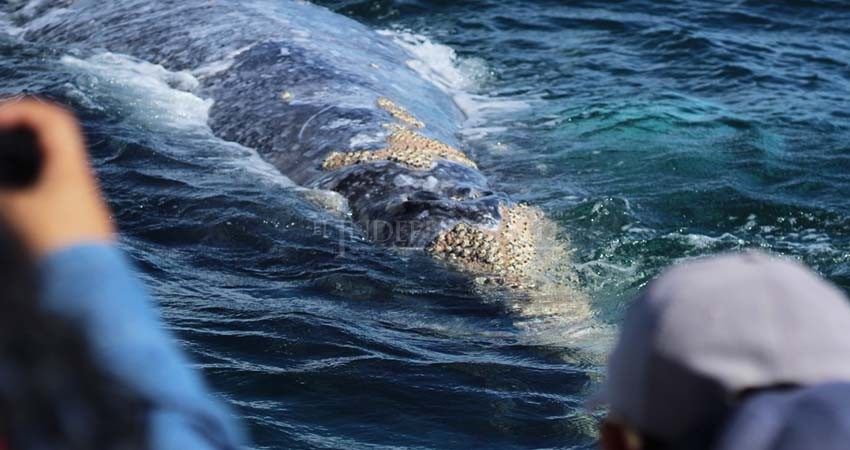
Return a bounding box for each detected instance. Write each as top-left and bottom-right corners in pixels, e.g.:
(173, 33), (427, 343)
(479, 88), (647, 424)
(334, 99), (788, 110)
(379, 29), (531, 133)
(60, 51), (295, 188)
(62, 52), (211, 130)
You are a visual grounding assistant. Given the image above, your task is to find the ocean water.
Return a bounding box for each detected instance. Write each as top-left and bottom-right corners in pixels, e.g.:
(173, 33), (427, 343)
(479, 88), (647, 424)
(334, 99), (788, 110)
(2, 0), (850, 449)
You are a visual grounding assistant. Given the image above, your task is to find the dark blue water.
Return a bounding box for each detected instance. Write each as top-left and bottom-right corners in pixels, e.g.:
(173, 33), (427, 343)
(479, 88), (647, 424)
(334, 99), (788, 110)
(3, 1), (850, 449)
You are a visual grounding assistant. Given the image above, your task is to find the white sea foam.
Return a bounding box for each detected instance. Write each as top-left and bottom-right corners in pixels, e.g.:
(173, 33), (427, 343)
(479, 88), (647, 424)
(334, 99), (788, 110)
(378, 30), (531, 131)
(192, 45), (253, 80)
(62, 52), (210, 130)
(378, 30), (485, 92)
(60, 51), (295, 187)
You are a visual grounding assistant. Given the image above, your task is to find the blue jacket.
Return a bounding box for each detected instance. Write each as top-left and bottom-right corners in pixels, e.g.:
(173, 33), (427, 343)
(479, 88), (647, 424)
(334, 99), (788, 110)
(39, 244), (245, 450)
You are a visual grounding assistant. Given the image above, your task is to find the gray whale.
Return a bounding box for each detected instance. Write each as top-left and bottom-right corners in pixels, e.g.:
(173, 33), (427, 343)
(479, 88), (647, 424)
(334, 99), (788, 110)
(11, 0), (546, 284)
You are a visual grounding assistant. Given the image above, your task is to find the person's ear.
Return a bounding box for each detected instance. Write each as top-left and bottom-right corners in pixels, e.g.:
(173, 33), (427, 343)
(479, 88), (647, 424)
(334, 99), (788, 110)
(600, 420), (642, 450)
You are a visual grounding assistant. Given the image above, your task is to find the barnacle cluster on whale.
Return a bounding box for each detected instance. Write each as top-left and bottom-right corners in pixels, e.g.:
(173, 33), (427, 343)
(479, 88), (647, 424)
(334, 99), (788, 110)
(321, 96), (548, 285)
(427, 204), (544, 287)
(323, 98), (476, 171)
(322, 126), (477, 171)
(376, 97), (425, 129)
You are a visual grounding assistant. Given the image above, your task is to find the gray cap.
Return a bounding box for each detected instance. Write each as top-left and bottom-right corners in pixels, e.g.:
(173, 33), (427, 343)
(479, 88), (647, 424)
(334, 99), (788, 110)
(715, 382), (850, 450)
(593, 251), (850, 441)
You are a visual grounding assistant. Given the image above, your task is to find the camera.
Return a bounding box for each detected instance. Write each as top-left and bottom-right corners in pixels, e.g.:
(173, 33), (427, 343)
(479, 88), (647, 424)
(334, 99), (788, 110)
(0, 127), (42, 188)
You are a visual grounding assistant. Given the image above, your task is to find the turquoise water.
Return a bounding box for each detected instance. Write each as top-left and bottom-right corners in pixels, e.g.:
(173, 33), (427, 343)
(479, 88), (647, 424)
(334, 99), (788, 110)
(3, 1), (850, 449)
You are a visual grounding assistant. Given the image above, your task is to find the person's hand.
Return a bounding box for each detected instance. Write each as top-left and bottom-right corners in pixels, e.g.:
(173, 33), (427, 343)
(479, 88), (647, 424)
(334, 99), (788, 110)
(0, 98), (114, 257)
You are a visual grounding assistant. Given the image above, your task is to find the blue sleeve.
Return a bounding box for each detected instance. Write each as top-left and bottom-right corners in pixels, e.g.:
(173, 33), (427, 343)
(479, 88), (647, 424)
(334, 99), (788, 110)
(38, 243), (245, 450)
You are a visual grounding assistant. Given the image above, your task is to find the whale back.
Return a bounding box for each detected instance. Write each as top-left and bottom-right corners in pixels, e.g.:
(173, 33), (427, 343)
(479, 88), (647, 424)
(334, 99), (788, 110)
(19, 0), (465, 169)
(14, 0), (548, 284)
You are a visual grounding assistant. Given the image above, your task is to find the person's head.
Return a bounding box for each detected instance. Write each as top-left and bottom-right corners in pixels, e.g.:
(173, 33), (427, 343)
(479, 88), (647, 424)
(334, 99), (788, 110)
(0, 219), (147, 450)
(593, 251), (850, 450)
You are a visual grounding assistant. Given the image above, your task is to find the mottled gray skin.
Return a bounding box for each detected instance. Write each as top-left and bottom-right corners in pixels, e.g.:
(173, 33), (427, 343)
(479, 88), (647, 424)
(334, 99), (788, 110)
(13, 0), (507, 247)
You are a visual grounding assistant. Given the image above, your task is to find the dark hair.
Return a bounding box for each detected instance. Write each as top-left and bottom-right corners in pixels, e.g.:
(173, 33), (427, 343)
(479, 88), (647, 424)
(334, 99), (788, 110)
(0, 220), (148, 450)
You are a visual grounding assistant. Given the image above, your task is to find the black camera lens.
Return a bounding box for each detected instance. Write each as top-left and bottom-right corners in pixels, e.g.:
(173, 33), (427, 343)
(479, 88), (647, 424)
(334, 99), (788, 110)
(0, 127), (42, 188)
